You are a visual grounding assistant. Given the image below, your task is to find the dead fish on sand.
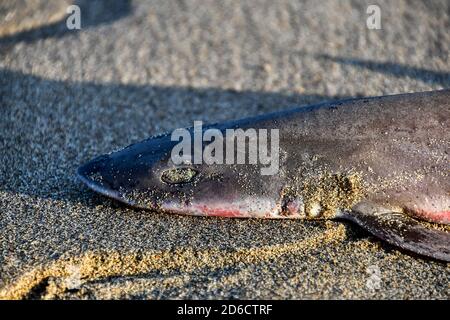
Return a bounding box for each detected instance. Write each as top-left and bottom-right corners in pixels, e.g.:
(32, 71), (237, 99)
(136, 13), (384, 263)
(77, 90), (450, 261)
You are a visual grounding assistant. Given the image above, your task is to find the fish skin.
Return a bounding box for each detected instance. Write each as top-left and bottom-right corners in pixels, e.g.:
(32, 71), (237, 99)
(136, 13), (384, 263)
(77, 90), (450, 261)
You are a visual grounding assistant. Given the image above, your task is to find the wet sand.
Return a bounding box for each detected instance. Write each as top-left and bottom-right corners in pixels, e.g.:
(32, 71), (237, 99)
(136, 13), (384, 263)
(0, 0), (449, 299)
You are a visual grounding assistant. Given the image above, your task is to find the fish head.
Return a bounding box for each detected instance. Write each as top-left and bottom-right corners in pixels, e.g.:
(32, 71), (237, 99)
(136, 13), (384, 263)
(77, 132), (286, 218)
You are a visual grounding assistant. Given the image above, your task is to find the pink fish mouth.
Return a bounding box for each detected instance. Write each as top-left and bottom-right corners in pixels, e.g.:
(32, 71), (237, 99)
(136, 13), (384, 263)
(158, 196), (321, 219)
(160, 199), (282, 218)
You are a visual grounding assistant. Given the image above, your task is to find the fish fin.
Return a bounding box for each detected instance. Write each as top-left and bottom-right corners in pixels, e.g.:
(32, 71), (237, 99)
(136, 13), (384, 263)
(338, 202), (450, 262)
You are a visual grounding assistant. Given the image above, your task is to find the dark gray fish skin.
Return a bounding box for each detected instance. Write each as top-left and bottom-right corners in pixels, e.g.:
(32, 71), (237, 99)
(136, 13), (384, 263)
(77, 90), (450, 261)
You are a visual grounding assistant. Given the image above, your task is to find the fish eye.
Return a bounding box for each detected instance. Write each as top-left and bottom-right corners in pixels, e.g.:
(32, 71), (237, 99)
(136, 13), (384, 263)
(161, 167), (198, 185)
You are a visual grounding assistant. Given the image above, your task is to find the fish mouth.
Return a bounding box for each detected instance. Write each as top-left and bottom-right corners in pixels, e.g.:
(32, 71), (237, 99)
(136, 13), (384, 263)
(158, 198), (283, 218)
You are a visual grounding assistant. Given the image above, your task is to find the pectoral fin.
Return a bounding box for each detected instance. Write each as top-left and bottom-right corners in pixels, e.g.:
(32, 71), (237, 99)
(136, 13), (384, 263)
(338, 202), (450, 262)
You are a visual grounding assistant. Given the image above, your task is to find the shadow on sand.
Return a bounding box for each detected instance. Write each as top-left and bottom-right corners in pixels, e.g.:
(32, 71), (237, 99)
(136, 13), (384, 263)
(0, 0), (132, 46)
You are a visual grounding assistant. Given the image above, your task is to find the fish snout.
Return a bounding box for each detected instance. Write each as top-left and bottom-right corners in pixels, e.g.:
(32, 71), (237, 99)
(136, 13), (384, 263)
(77, 135), (177, 206)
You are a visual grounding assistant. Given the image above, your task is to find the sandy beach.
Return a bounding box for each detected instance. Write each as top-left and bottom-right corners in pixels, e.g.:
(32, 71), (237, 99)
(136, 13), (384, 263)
(0, 0), (449, 299)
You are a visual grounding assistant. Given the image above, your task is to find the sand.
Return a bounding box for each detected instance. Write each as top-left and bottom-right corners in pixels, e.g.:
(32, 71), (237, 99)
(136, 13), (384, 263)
(0, 0), (449, 299)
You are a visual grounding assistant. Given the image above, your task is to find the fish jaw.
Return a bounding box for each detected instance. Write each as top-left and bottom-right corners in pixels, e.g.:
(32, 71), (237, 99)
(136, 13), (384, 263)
(160, 198), (280, 218)
(159, 194), (326, 219)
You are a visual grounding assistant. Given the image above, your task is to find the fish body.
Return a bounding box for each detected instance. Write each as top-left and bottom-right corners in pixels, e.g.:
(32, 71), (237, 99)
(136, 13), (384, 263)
(78, 90), (450, 261)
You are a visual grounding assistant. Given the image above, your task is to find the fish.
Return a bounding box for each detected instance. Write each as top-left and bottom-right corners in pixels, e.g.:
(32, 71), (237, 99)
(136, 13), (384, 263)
(77, 90), (450, 261)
